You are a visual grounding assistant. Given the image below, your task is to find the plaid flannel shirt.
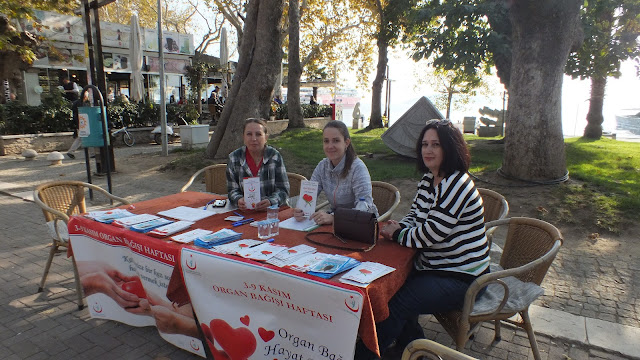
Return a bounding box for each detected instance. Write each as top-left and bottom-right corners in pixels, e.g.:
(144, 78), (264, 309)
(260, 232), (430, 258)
(226, 145), (290, 206)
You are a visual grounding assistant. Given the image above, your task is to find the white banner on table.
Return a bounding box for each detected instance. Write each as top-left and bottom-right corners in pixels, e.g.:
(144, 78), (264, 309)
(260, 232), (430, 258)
(181, 248), (364, 360)
(69, 230), (206, 358)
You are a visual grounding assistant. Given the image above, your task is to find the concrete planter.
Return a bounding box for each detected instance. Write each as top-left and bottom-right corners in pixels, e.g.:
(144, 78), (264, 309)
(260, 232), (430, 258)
(179, 124), (210, 150)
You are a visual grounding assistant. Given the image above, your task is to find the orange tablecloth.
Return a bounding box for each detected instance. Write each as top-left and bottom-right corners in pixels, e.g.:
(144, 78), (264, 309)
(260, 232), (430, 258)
(71, 192), (416, 356)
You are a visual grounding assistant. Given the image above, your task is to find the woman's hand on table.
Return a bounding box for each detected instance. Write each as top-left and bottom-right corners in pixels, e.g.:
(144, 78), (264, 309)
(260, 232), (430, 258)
(293, 208), (306, 221)
(310, 211), (334, 225)
(254, 199), (272, 211)
(237, 198), (271, 211)
(381, 220), (401, 241)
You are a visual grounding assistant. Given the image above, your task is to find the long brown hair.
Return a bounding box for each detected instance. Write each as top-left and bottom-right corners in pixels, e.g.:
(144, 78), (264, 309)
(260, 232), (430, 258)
(324, 120), (356, 178)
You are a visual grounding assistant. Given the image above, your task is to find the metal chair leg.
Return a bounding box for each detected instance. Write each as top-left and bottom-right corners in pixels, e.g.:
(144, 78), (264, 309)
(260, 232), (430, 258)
(70, 255), (84, 310)
(38, 243), (58, 292)
(521, 310), (541, 360)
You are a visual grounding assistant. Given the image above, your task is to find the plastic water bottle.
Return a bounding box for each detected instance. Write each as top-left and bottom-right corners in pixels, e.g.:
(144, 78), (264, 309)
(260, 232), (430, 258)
(355, 197), (369, 212)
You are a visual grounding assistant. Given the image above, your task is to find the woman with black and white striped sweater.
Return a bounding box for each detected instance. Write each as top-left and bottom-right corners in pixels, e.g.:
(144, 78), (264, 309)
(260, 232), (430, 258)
(356, 119), (490, 360)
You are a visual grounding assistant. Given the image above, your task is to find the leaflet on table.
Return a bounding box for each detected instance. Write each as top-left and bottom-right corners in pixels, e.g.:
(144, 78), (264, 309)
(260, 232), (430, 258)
(285, 252), (331, 272)
(212, 239), (263, 254)
(339, 261), (396, 287)
(296, 180), (319, 216)
(236, 242), (288, 261)
(112, 214), (160, 227)
(193, 229), (242, 248)
(129, 218), (173, 233)
(85, 209), (136, 223)
(242, 177), (261, 209)
(147, 220), (194, 237)
(307, 255), (361, 279)
(170, 228), (213, 243)
(279, 216), (319, 232)
(265, 244), (317, 267)
(157, 206), (216, 222)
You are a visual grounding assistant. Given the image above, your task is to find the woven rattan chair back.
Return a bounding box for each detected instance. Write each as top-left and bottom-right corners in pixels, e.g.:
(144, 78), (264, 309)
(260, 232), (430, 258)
(372, 181), (401, 222)
(402, 339), (478, 360)
(287, 172), (307, 198)
(478, 188), (509, 222)
(37, 182), (87, 222)
(181, 164), (227, 195)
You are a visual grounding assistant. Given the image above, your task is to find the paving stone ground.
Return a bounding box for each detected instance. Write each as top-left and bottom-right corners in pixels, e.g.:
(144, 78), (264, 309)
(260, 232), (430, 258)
(0, 145), (637, 359)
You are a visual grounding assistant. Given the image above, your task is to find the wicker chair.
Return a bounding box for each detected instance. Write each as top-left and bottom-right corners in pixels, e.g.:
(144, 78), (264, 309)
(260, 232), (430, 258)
(180, 163), (227, 195)
(33, 181), (130, 310)
(372, 181), (401, 221)
(402, 339), (478, 360)
(477, 188), (509, 246)
(287, 172), (307, 198)
(433, 217), (563, 360)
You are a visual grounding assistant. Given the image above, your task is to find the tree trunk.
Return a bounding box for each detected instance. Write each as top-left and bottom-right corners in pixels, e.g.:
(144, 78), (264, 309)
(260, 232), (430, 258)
(446, 91), (452, 119)
(502, 0), (581, 182)
(206, 0), (285, 159)
(369, 35), (388, 129)
(583, 76), (606, 139)
(287, 0), (305, 129)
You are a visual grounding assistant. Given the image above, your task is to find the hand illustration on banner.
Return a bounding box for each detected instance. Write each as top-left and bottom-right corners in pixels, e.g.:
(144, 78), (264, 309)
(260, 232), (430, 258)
(201, 318), (257, 360)
(77, 261), (140, 308)
(127, 291), (200, 338)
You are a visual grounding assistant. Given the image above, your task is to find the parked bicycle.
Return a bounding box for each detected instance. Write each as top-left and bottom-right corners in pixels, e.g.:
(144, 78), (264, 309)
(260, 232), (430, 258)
(111, 117), (135, 147)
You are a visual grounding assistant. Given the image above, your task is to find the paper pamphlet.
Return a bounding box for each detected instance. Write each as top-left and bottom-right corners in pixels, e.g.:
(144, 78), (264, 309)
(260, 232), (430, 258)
(85, 209), (136, 223)
(213, 239), (263, 254)
(171, 229), (213, 243)
(158, 206), (216, 222)
(286, 253), (330, 272)
(148, 220), (194, 237)
(112, 214), (159, 227)
(243, 177), (261, 209)
(265, 244), (317, 267)
(278, 217), (319, 232)
(339, 262), (396, 287)
(296, 180), (319, 216)
(236, 242), (288, 261)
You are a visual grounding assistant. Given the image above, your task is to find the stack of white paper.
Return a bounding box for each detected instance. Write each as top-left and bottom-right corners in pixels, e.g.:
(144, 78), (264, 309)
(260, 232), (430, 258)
(266, 244), (317, 267)
(339, 262), (396, 288)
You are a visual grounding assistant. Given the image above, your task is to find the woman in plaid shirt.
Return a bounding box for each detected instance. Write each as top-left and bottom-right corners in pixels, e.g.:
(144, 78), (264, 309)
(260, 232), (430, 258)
(226, 118), (290, 210)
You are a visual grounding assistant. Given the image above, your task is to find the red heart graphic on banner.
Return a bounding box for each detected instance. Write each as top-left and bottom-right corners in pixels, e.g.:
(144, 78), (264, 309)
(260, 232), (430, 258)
(210, 319), (256, 360)
(261, 251), (272, 255)
(121, 277), (147, 299)
(302, 194), (313, 202)
(288, 249), (297, 253)
(201, 323), (230, 360)
(360, 269), (372, 274)
(258, 327), (275, 342)
(239, 244), (249, 248)
(240, 315), (250, 326)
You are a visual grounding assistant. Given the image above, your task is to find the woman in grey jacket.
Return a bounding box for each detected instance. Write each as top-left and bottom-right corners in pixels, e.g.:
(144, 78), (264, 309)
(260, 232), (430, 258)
(293, 121), (377, 225)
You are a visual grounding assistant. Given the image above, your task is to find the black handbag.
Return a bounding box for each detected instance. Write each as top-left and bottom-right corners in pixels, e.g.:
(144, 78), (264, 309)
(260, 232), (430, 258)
(305, 208), (378, 252)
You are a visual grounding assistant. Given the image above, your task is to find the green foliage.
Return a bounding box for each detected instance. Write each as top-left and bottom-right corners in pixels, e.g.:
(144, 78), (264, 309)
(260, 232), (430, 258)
(0, 90), (71, 134)
(566, 0), (640, 80)
(167, 103), (200, 125)
(402, 0), (511, 85)
(106, 97), (140, 127)
(269, 104), (331, 120)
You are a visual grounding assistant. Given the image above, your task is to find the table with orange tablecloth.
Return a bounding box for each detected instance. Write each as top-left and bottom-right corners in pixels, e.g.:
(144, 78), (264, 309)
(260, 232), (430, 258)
(69, 192), (416, 357)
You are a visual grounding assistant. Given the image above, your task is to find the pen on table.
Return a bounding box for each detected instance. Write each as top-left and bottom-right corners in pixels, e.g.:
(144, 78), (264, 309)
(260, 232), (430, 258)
(232, 218), (254, 226)
(233, 211), (244, 218)
(203, 200), (216, 210)
(249, 238), (274, 247)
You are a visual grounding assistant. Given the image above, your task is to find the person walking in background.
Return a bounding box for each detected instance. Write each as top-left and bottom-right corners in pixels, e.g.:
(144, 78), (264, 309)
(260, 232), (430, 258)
(67, 91), (90, 159)
(60, 74), (79, 102)
(226, 118), (290, 211)
(293, 120), (377, 225)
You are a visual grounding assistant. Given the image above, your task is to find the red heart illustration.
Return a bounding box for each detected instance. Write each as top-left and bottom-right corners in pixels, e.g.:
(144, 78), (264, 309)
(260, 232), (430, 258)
(201, 323), (230, 360)
(288, 249), (297, 253)
(121, 277), (147, 299)
(210, 319), (256, 360)
(360, 269), (373, 274)
(239, 244), (249, 248)
(302, 194), (313, 202)
(240, 315), (250, 326)
(258, 327), (275, 342)
(261, 250), (272, 255)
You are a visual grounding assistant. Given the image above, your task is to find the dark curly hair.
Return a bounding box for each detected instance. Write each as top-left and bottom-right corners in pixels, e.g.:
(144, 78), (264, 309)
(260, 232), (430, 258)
(415, 119), (470, 176)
